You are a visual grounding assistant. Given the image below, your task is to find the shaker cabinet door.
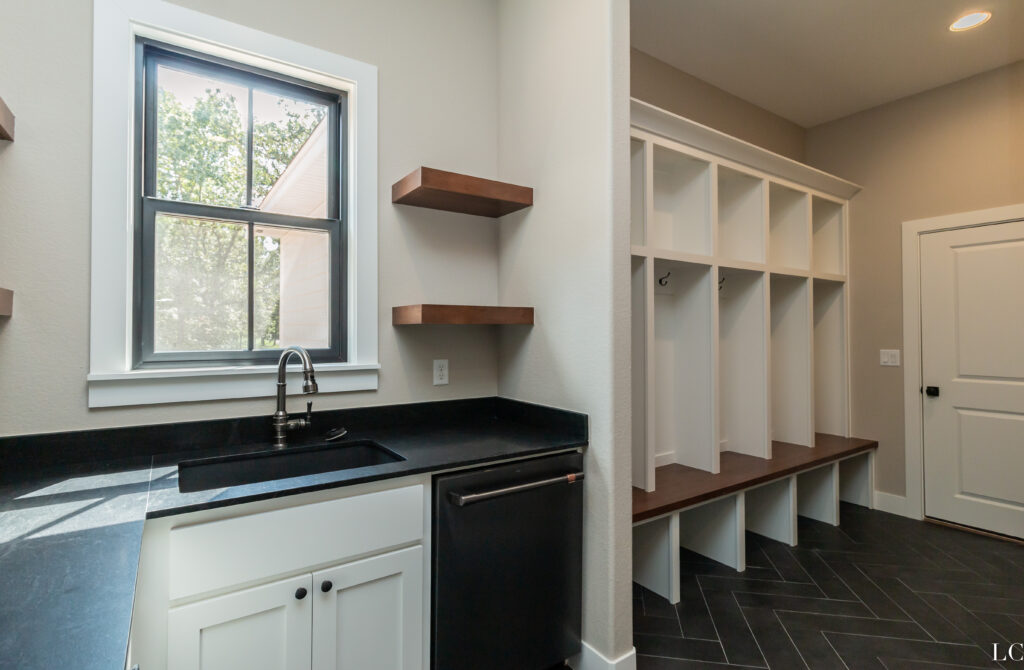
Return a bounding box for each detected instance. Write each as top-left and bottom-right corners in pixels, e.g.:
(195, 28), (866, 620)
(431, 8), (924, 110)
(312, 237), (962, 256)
(312, 546), (424, 670)
(168, 573), (313, 670)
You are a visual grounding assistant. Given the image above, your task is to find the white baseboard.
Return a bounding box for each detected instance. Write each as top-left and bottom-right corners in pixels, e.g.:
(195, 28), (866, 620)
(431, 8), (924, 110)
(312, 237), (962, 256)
(654, 452), (674, 468)
(570, 642), (637, 670)
(873, 491), (916, 519)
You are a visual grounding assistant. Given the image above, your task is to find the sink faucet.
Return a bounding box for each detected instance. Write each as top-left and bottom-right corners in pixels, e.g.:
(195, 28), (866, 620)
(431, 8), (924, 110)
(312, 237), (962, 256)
(272, 346), (319, 448)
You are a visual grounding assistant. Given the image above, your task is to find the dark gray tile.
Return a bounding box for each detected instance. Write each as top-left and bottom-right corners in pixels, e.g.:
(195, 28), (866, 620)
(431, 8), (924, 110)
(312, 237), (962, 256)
(789, 549), (855, 600)
(872, 576), (972, 643)
(733, 592), (870, 617)
(741, 606), (807, 669)
(634, 633), (727, 663)
(677, 574), (719, 640)
(636, 613), (684, 637)
(703, 589), (766, 667)
(825, 632), (1001, 670)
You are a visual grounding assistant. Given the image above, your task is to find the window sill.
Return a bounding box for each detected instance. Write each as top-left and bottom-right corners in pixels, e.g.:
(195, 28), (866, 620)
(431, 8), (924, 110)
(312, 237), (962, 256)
(87, 362), (380, 408)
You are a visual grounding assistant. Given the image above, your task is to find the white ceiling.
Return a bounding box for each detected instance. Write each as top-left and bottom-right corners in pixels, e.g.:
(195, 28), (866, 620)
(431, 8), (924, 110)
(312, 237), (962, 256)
(631, 0), (1024, 127)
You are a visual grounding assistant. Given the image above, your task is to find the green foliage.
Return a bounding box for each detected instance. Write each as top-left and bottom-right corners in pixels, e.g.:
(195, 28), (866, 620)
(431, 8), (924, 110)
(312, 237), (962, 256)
(152, 83), (325, 353)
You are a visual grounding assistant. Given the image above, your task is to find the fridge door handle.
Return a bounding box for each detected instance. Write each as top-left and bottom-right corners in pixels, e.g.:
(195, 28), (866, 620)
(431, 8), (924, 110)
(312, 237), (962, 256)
(448, 472), (585, 507)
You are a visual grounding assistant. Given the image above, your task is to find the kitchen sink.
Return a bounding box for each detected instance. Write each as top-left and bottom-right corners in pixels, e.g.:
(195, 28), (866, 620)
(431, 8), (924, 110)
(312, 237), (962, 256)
(177, 440), (405, 493)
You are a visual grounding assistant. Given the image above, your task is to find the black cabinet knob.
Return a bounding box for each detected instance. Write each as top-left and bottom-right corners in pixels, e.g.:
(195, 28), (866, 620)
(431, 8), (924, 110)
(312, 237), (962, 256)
(925, 386), (940, 397)
(295, 587), (307, 600)
(321, 580), (333, 593)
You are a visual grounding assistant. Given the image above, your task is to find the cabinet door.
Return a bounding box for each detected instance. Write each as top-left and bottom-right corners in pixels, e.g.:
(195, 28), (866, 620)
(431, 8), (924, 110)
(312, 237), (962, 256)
(168, 574), (313, 670)
(312, 546), (424, 670)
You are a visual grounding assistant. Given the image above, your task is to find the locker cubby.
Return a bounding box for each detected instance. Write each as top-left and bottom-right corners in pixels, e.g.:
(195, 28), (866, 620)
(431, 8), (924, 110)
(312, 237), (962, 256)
(718, 166), (765, 264)
(718, 267), (769, 458)
(653, 258), (717, 472)
(814, 279), (848, 437)
(651, 145), (712, 255)
(768, 183), (810, 270)
(770, 275), (813, 447)
(813, 196), (845, 275)
(630, 138), (646, 246)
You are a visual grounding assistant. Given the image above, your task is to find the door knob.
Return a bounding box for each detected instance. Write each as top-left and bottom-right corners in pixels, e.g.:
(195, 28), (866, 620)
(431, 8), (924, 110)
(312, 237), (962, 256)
(925, 386), (940, 397)
(321, 580), (333, 593)
(295, 587), (308, 600)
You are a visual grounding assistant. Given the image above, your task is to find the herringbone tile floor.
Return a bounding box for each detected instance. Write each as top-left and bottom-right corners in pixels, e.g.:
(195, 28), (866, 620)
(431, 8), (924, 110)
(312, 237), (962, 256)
(634, 503), (1024, 669)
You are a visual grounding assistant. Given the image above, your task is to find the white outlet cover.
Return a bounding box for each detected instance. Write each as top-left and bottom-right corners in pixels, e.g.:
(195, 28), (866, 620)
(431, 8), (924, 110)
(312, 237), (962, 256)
(433, 359), (449, 385)
(880, 349), (901, 367)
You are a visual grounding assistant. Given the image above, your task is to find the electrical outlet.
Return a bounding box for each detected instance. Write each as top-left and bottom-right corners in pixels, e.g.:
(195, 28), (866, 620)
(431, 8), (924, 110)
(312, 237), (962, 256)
(433, 359), (449, 386)
(880, 349), (901, 367)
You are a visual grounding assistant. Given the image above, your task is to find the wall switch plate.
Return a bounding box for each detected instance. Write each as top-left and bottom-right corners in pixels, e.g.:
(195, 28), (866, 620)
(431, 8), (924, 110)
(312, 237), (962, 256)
(433, 359), (449, 386)
(880, 349), (901, 367)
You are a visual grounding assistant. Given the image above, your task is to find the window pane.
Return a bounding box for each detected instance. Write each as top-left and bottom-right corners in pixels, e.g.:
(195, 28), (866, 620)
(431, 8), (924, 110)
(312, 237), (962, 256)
(252, 90), (329, 217)
(154, 214), (248, 352)
(254, 225), (331, 350)
(156, 65), (248, 208)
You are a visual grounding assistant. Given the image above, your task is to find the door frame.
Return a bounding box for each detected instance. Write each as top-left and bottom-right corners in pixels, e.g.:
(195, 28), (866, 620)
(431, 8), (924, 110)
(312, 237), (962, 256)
(900, 203), (1024, 521)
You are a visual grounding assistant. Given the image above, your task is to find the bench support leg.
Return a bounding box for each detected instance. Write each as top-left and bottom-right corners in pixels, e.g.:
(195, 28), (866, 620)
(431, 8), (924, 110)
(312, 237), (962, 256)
(632, 513), (680, 604)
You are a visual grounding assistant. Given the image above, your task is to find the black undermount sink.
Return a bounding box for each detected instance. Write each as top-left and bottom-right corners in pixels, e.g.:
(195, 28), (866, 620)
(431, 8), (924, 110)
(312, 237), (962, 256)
(177, 440), (405, 493)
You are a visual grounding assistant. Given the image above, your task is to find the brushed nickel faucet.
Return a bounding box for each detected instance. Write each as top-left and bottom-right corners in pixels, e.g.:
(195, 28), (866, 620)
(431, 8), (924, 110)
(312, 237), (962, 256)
(272, 346), (318, 448)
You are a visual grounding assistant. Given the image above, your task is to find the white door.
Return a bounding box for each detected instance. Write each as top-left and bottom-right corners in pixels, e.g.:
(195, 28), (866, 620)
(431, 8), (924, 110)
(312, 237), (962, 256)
(921, 220), (1024, 539)
(167, 574), (313, 670)
(312, 546), (424, 670)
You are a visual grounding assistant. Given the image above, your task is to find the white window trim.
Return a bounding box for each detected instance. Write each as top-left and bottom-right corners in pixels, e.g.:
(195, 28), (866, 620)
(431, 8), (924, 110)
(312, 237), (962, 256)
(89, 0), (378, 408)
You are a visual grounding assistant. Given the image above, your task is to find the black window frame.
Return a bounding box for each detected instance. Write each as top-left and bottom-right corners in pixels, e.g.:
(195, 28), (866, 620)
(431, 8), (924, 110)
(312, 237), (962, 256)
(133, 40), (347, 368)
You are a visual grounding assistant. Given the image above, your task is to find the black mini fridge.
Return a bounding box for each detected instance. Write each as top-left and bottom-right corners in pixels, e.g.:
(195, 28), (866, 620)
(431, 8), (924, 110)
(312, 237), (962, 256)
(432, 451), (584, 670)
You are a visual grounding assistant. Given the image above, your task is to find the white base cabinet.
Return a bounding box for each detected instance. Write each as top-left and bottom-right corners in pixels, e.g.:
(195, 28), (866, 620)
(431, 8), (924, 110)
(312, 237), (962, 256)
(129, 477), (431, 670)
(167, 547), (423, 670)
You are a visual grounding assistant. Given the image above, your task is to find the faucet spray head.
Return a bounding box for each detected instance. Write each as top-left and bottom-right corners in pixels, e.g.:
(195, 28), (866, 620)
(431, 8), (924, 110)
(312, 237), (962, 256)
(302, 372), (319, 394)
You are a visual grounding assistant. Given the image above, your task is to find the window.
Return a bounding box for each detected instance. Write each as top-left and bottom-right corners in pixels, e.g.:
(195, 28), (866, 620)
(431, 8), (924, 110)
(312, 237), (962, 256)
(90, 0), (378, 407)
(135, 43), (346, 366)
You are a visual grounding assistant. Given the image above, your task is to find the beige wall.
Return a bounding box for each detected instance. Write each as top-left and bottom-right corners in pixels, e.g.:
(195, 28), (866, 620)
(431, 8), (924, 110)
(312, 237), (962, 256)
(498, 0), (633, 660)
(0, 0), (502, 437)
(631, 48), (806, 161)
(805, 61), (1024, 495)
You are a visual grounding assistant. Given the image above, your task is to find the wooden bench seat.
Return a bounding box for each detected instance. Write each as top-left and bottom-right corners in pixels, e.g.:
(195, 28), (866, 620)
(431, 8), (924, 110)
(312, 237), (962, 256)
(633, 434), (877, 522)
(631, 434), (878, 604)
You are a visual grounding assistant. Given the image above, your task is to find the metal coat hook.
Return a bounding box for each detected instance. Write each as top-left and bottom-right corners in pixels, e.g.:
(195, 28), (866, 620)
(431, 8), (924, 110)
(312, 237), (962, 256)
(658, 271), (671, 286)
(718, 276), (726, 291)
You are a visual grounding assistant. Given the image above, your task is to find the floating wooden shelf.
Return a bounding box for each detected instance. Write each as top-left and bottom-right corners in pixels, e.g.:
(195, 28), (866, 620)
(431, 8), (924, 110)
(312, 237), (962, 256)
(0, 96), (13, 142)
(0, 288), (12, 317)
(393, 304), (534, 326)
(392, 167), (532, 218)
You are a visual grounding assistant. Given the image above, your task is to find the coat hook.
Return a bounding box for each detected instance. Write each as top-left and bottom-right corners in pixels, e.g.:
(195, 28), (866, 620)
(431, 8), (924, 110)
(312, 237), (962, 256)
(658, 271), (671, 286)
(718, 276), (726, 291)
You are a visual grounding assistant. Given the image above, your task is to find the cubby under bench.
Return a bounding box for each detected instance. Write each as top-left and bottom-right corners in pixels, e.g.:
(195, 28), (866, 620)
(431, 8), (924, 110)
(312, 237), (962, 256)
(631, 434), (877, 604)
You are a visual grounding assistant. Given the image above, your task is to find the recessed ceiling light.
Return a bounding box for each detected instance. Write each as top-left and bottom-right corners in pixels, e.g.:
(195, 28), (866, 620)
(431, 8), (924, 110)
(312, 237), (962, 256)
(950, 11), (992, 31)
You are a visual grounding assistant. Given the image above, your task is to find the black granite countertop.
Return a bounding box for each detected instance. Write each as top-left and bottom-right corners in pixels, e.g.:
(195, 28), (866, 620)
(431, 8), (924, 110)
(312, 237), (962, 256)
(0, 397), (586, 670)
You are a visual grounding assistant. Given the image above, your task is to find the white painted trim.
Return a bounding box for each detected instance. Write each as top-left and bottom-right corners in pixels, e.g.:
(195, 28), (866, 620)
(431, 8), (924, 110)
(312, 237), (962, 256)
(873, 491), (910, 518)
(88, 367), (379, 408)
(570, 642), (637, 670)
(900, 203), (1024, 522)
(630, 99), (861, 201)
(89, 0), (378, 406)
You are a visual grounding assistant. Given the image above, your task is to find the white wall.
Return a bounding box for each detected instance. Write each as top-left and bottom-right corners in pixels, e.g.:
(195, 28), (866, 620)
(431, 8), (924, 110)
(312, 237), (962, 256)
(0, 0), (501, 436)
(805, 61), (1024, 496)
(631, 48), (806, 161)
(497, 0), (634, 663)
